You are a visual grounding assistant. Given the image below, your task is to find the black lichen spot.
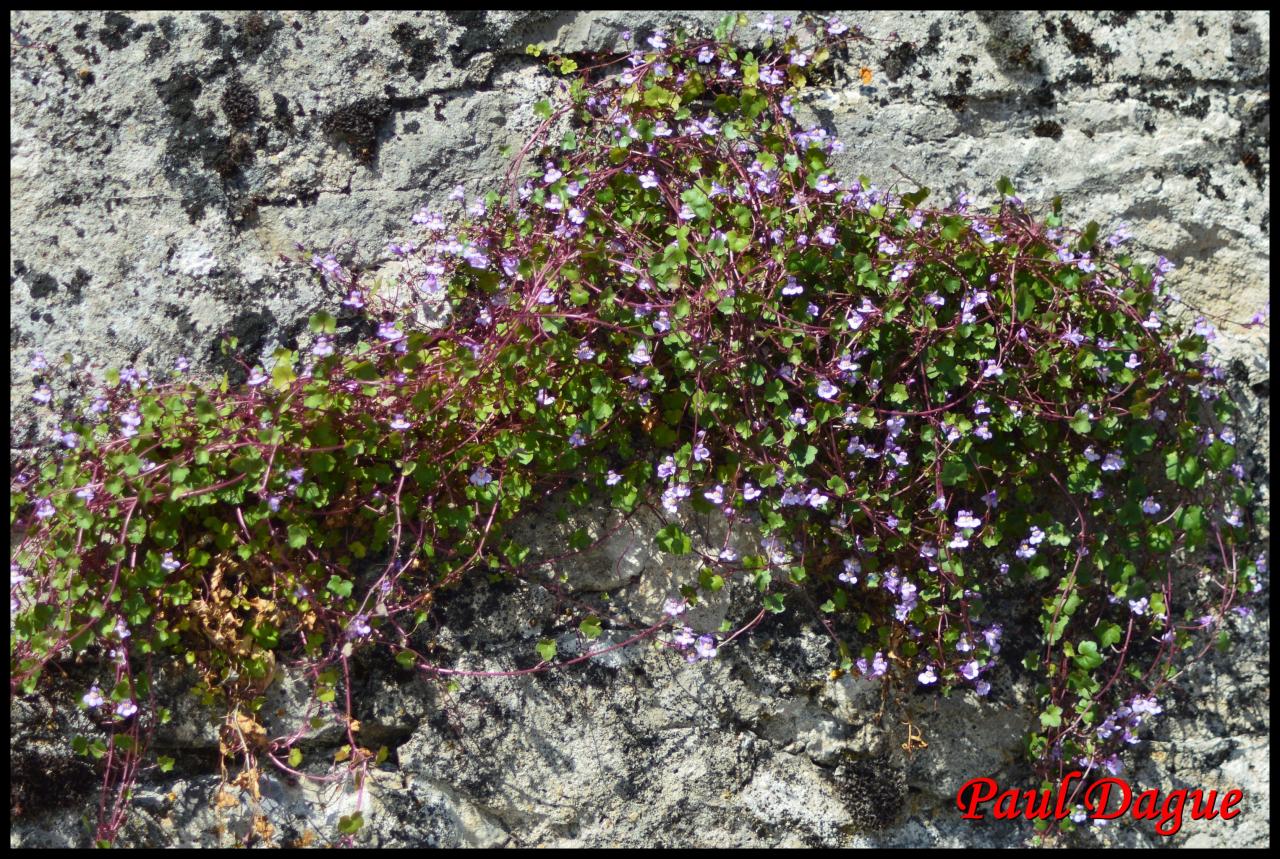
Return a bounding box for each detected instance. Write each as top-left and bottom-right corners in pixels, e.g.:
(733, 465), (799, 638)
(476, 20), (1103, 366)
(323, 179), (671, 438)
(272, 92), (296, 131)
(26, 270), (60, 301)
(73, 22), (89, 39)
(1183, 165), (1227, 201)
(389, 22), (440, 81)
(220, 77), (259, 129)
(153, 67), (229, 221)
(1033, 120), (1064, 140)
(444, 9), (491, 66)
(199, 13), (226, 50)
(403, 119), (420, 133)
(322, 97), (391, 163)
(210, 134), (255, 179)
(1057, 15), (1117, 63)
(145, 35), (170, 62)
(97, 12), (140, 51)
(66, 268), (90, 304)
(358, 13), (369, 25)
(942, 68), (973, 112)
(881, 22), (942, 83)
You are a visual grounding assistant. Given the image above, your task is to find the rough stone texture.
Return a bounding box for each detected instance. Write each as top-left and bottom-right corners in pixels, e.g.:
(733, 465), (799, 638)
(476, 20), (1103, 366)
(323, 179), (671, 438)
(10, 10), (1269, 849)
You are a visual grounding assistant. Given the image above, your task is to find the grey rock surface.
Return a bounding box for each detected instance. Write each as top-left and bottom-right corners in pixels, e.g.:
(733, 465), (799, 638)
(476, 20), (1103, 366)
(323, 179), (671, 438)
(10, 9), (1269, 849)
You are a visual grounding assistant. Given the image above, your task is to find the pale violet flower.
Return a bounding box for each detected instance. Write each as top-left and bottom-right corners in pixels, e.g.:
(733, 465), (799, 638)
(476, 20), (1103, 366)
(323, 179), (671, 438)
(116, 699), (138, 719)
(695, 634), (718, 660)
(663, 597), (687, 618)
(743, 483), (761, 501)
(605, 470), (622, 486)
(246, 367), (269, 386)
(1141, 497), (1161, 515)
(469, 466), (494, 487)
(918, 666), (938, 685)
(704, 485), (725, 504)
(657, 456), (677, 479)
(161, 553), (181, 572)
(83, 685), (105, 708)
(389, 414), (412, 431)
(839, 558), (860, 585)
(955, 510), (982, 530)
(816, 379), (839, 400)
(628, 342), (652, 365)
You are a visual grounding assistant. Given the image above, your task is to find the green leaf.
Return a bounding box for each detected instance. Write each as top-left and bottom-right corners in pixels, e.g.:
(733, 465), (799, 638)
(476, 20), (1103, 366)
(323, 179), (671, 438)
(308, 310), (337, 334)
(337, 812), (364, 835)
(655, 524), (692, 555)
(1040, 704), (1063, 728)
(536, 639), (557, 662)
(579, 616), (602, 639)
(288, 525), (309, 549)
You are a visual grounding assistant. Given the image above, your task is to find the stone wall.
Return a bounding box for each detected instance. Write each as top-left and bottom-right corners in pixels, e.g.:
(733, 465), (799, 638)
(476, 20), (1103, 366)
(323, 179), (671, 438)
(10, 10), (1269, 848)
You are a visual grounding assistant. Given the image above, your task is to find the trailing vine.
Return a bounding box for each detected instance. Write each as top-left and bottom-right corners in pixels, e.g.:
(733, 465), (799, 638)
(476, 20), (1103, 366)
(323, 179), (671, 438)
(10, 14), (1265, 845)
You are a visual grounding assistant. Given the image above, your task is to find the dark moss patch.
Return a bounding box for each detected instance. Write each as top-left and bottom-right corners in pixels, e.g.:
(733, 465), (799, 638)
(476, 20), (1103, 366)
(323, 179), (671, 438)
(1033, 120), (1063, 140)
(836, 756), (908, 830)
(322, 97), (392, 163)
(220, 77), (260, 129)
(236, 12), (282, 60)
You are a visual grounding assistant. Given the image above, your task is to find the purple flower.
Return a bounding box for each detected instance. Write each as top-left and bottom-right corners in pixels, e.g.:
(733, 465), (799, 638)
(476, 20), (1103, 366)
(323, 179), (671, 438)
(34, 498), (56, 520)
(1128, 597), (1149, 616)
(646, 31), (667, 50)
(377, 321), (404, 342)
(742, 483), (761, 502)
(782, 276), (804, 296)
(32, 385), (53, 404)
(960, 660), (981, 680)
(657, 456), (677, 479)
(954, 510), (982, 530)
(389, 414), (412, 431)
(975, 680), (991, 696)
(704, 484), (724, 504)
(469, 466), (494, 487)
(663, 597), (687, 618)
(116, 699), (138, 719)
(628, 342), (652, 365)
(695, 634), (718, 660)
(1100, 452), (1125, 472)
(1141, 497), (1161, 515)
(697, 46), (715, 64)
(246, 367), (268, 387)
(286, 467), (305, 484)
(348, 615), (372, 638)
(918, 665), (938, 685)
(568, 428), (586, 447)
(342, 290), (366, 309)
(672, 626), (696, 648)
(83, 685), (105, 708)
(161, 552), (181, 572)
(816, 379), (839, 400)
(638, 171), (660, 189)
(839, 558), (860, 585)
